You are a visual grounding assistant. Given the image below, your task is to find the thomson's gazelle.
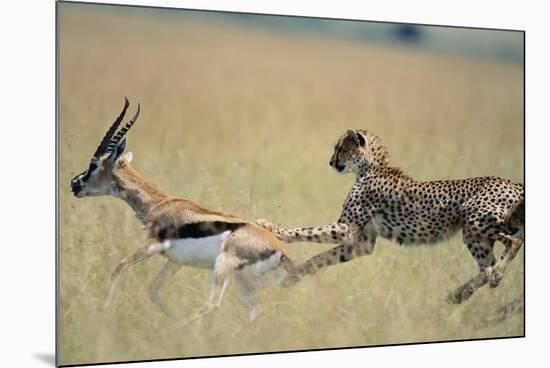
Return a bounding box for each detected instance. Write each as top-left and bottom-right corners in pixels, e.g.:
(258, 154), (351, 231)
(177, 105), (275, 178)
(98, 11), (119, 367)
(70, 98), (293, 326)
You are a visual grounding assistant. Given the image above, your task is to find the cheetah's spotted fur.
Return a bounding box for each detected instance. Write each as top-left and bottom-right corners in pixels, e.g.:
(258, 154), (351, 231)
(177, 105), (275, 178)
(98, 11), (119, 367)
(258, 129), (524, 304)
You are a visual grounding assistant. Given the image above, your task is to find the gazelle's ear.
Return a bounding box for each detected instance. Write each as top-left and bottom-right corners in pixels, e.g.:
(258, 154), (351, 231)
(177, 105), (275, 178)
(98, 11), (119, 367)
(122, 151), (133, 163)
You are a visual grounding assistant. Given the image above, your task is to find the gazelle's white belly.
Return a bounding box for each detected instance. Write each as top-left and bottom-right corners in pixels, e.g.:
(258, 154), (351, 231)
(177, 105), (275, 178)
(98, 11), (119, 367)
(148, 231), (231, 269)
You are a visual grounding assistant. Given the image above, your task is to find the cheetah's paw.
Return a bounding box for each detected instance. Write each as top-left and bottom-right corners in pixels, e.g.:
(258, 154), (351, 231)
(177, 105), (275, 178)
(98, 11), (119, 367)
(281, 273), (301, 288)
(255, 218), (274, 231)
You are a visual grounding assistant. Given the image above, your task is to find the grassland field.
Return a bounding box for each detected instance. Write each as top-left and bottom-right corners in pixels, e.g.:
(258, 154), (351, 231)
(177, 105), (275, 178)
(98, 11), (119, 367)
(58, 4), (524, 365)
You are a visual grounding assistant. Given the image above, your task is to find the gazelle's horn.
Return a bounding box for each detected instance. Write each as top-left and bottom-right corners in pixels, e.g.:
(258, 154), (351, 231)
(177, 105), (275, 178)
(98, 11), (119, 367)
(93, 97), (129, 158)
(106, 103), (141, 154)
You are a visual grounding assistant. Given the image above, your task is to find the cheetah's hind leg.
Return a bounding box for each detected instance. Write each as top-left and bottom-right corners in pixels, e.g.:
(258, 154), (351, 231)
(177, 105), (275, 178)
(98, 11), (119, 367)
(447, 270), (490, 304)
(447, 232), (523, 304)
(447, 237), (495, 304)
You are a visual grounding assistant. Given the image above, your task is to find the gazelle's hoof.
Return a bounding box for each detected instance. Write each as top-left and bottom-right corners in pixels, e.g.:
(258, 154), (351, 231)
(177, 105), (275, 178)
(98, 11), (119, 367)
(255, 218), (274, 231)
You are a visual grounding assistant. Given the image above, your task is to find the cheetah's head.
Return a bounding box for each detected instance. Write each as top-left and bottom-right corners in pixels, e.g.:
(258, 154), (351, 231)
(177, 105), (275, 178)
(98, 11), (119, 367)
(329, 130), (368, 175)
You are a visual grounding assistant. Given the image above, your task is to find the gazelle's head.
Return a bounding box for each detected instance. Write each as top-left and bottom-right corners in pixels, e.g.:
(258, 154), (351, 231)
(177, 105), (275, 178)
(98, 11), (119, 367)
(70, 97), (140, 198)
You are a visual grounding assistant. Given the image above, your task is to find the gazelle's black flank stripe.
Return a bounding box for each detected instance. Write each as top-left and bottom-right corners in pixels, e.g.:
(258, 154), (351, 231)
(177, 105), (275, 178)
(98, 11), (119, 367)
(154, 221), (246, 241)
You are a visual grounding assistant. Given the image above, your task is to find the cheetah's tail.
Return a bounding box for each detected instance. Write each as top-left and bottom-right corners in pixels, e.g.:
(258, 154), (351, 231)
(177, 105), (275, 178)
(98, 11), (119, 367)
(504, 198), (524, 238)
(476, 293), (524, 328)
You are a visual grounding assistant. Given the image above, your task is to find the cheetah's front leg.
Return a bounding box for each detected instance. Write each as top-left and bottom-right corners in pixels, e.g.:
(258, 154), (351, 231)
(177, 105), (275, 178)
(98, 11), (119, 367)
(282, 231), (376, 287)
(255, 219), (350, 244)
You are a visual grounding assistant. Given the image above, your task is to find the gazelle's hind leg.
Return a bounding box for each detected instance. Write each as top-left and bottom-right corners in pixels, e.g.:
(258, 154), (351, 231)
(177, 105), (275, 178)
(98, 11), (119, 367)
(177, 252), (242, 328)
(104, 243), (154, 308)
(148, 260), (182, 319)
(235, 273), (261, 322)
(230, 253), (294, 335)
(230, 273), (262, 336)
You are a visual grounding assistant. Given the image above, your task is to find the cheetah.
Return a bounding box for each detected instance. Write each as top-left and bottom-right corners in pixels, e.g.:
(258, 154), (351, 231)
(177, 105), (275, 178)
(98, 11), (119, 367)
(257, 129), (524, 304)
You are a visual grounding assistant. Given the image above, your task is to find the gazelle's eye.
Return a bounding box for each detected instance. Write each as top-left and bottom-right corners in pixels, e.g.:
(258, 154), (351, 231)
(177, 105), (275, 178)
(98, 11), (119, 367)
(87, 161), (103, 177)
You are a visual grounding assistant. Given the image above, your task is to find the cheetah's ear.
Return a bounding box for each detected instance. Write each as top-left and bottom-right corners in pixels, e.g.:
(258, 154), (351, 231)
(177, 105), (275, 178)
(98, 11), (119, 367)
(346, 129), (365, 147)
(356, 131), (366, 146)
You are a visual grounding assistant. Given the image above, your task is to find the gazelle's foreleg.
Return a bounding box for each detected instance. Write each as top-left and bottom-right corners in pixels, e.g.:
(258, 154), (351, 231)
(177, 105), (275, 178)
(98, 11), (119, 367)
(256, 219), (350, 244)
(149, 260), (182, 319)
(177, 274), (230, 327)
(104, 243), (154, 308)
(177, 253), (241, 328)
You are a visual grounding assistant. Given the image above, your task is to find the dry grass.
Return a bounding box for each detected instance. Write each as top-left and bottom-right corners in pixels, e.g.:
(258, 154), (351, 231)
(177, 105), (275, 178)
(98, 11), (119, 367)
(58, 4), (524, 366)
